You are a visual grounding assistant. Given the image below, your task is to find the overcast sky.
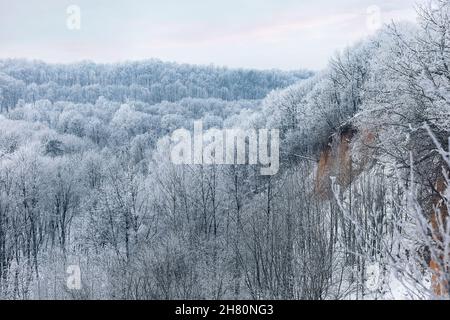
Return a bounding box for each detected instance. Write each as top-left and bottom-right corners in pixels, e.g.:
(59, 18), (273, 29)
(0, 0), (422, 70)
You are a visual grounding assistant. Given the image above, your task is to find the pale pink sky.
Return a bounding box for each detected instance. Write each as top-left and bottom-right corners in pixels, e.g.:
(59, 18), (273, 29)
(0, 0), (422, 70)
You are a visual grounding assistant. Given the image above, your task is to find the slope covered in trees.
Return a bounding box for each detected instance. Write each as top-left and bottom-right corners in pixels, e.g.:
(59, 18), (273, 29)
(0, 0), (449, 300)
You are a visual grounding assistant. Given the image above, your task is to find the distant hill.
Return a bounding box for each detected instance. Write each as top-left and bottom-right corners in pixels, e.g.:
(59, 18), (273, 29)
(0, 59), (313, 109)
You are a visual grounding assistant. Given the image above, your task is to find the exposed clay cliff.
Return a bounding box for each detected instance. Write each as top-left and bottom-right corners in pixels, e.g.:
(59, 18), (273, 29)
(430, 176), (449, 296)
(315, 126), (448, 297)
(315, 125), (372, 199)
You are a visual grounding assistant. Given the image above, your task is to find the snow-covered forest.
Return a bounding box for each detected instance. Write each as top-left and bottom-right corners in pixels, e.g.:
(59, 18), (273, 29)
(0, 0), (449, 300)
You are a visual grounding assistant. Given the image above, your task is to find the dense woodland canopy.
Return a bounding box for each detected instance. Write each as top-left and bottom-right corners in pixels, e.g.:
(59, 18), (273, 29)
(0, 59), (311, 109)
(0, 0), (449, 300)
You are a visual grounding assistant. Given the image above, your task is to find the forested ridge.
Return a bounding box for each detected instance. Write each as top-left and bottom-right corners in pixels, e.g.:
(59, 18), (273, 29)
(0, 59), (311, 108)
(0, 0), (449, 300)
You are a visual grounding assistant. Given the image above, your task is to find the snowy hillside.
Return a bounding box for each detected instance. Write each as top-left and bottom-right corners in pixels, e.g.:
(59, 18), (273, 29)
(0, 0), (449, 300)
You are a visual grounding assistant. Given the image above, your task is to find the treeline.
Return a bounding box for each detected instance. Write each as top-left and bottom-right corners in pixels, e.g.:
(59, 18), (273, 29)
(0, 0), (449, 300)
(0, 59), (312, 111)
